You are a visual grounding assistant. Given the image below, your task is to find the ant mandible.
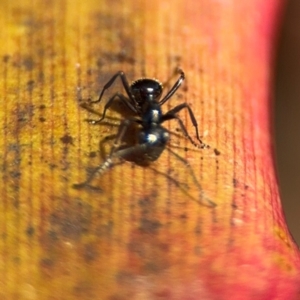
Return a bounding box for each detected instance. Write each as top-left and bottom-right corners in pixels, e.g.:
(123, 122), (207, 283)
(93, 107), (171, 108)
(74, 69), (213, 206)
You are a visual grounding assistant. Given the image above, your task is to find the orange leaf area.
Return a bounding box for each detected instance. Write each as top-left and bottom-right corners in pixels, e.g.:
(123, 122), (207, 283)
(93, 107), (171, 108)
(0, 0), (299, 299)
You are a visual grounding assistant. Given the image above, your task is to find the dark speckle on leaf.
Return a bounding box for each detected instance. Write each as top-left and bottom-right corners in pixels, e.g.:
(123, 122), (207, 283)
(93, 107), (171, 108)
(214, 148), (221, 156)
(40, 257), (54, 269)
(26, 226), (35, 236)
(60, 134), (74, 145)
(89, 151), (97, 158)
(232, 203), (238, 209)
(139, 218), (162, 234)
(8, 143), (21, 152)
(23, 56), (35, 71)
(179, 213), (188, 220)
(16, 104), (34, 123)
(3, 55), (10, 63)
(27, 80), (35, 92)
(115, 51), (135, 64)
(83, 243), (99, 262)
(49, 198), (92, 241)
(10, 170), (21, 179)
(233, 178), (238, 187)
(48, 163), (57, 170)
(73, 281), (96, 298)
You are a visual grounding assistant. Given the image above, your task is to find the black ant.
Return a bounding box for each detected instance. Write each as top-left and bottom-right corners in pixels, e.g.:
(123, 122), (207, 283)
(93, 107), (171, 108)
(74, 69), (215, 207)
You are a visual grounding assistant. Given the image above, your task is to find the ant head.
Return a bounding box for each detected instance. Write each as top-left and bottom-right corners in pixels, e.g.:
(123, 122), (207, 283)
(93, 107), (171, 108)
(130, 78), (163, 104)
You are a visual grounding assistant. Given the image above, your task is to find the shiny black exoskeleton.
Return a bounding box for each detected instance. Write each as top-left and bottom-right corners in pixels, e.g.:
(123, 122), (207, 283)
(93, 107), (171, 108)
(74, 69), (211, 203)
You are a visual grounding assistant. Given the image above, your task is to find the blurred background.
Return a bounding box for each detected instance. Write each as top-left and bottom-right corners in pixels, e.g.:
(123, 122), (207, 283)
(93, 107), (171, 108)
(275, 0), (300, 246)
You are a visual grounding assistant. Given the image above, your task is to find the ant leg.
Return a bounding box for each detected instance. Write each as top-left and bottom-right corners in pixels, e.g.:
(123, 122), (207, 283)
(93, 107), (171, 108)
(109, 117), (141, 156)
(73, 117), (141, 189)
(73, 142), (148, 189)
(77, 102), (122, 123)
(82, 92), (137, 124)
(162, 103), (209, 149)
(166, 147), (216, 208)
(161, 67), (182, 87)
(72, 157), (123, 190)
(89, 71), (137, 107)
(99, 134), (116, 158)
(159, 69), (185, 105)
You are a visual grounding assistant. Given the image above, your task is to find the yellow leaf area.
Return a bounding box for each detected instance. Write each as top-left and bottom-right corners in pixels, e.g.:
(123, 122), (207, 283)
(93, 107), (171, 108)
(0, 0), (299, 299)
